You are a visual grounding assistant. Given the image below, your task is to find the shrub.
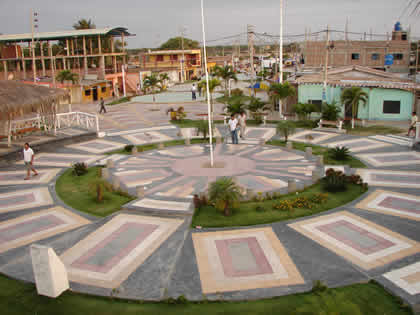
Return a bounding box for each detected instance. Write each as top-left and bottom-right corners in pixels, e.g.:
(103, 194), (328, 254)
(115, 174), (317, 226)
(312, 280), (328, 293)
(322, 169), (348, 192)
(294, 120), (318, 129)
(255, 205), (265, 212)
(230, 88), (244, 97)
(124, 144), (134, 152)
(276, 120), (296, 142)
(193, 193), (209, 209)
(321, 102), (341, 121)
(72, 162), (88, 176)
(208, 177), (242, 216)
(293, 103), (316, 120)
(328, 146), (351, 161)
(196, 120), (213, 139)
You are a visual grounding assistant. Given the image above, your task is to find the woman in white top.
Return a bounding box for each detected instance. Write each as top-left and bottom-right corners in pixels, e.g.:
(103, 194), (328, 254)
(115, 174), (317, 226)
(23, 142), (38, 180)
(228, 114), (239, 144)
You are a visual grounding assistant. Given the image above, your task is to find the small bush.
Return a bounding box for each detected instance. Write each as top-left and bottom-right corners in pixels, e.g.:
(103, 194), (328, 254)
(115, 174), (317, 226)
(230, 88), (244, 97)
(276, 120), (296, 142)
(329, 146), (351, 161)
(193, 193), (209, 209)
(124, 144), (134, 152)
(293, 103), (317, 120)
(72, 162), (88, 176)
(322, 168), (347, 192)
(312, 280), (328, 293)
(321, 102), (341, 121)
(255, 205), (265, 212)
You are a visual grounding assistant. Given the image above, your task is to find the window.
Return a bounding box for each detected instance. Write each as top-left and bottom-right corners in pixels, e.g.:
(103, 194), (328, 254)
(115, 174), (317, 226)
(371, 53), (380, 60)
(309, 100), (322, 106)
(156, 55), (164, 62)
(84, 89), (91, 96)
(393, 53), (403, 60)
(383, 100), (400, 114)
(170, 55), (178, 61)
(351, 53), (360, 60)
(402, 34), (407, 40)
(101, 86), (106, 93)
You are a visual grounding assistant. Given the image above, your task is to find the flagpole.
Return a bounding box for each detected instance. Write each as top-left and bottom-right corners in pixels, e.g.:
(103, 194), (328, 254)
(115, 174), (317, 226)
(200, 0), (214, 167)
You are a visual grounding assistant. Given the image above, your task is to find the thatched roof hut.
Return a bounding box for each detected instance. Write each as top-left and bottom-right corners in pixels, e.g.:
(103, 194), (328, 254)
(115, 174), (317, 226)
(0, 81), (69, 121)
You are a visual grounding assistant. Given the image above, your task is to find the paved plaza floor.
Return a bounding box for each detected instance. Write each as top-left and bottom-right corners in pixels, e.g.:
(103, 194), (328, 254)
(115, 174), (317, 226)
(0, 103), (419, 306)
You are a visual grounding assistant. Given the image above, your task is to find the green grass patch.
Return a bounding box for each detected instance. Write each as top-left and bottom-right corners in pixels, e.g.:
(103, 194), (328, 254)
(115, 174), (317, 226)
(345, 125), (405, 136)
(267, 139), (366, 168)
(0, 274), (412, 315)
(55, 167), (135, 217)
(192, 183), (366, 228)
(107, 138), (220, 155)
(107, 96), (132, 106)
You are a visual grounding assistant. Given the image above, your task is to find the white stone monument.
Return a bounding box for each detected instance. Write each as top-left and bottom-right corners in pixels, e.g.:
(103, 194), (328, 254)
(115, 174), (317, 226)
(30, 244), (69, 298)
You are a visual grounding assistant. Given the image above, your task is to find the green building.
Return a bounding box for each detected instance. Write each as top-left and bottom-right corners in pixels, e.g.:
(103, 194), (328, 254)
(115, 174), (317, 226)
(294, 66), (420, 121)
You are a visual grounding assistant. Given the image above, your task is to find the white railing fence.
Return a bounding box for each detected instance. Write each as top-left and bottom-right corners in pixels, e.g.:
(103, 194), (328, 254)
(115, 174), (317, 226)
(56, 112), (99, 134)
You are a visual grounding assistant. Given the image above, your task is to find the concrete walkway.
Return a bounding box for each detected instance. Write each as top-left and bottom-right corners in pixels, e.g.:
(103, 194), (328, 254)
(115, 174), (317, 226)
(0, 121), (419, 307)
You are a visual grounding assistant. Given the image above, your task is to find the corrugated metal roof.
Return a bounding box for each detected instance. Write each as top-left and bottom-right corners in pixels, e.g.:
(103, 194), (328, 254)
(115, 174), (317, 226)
(0, 27), (133, 43)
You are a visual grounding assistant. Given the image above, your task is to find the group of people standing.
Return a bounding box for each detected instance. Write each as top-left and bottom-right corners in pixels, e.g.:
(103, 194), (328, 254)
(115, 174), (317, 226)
(228, 112), (247, 144)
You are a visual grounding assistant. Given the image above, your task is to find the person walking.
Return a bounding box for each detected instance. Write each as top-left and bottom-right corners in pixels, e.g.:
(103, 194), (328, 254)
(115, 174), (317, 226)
(191, 84), (197, 100)
(407, 112), (417, 137)
(198, 83), (202, 97)
(228, 114), (239, 144)
(99, 97), (107, 114)
(23, 142), (38, 180)
(239, 111), (247, 139)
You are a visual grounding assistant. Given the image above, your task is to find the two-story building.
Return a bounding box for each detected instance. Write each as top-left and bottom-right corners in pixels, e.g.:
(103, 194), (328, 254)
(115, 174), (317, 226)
(139, 49), (201, 82)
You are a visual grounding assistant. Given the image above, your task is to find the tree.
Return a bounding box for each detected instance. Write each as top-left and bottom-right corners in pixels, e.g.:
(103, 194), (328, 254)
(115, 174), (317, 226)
(73, 18), (96, 30)
(198, 78), (221, 119)
(196, 120), (213, 139)
(159, 37), (199, 50)
(212, 65), (237, 96)
(321, 101), (341, 121)
(276, 120), (296, 142)
(341, 87), (368, 129)
(247, 97), (267, 124)
(159, 73), (170, 88)
(56, 70), (79, 83)
(224, 97), (247, 115)
(143, 74), (162, 101)
(268, 82), (296, 113)
(208, 177), (242, 216)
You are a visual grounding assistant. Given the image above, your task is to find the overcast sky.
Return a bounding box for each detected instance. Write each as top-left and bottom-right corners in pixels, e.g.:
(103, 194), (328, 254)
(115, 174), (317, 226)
(0, 0), (419, 48)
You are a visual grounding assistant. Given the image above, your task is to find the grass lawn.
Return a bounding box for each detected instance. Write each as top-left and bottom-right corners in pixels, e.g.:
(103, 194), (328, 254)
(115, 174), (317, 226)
(267, 139), (366, 168)
(192, 183), (366, 228)
(55, 167), (135, 217)
(0, 274), (412, 315)
(107, 96), (132, 106)
(345, 124), (405, 136)
(107, 138), (219, 155)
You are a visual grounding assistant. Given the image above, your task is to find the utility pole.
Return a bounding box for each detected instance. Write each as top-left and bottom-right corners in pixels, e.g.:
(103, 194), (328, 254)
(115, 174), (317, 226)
(180, 26), (186, 83)
(345, 17), (349, 41)
(322, 25), (330, 104)
(247, 24), (255, 96)
(278, 0), (284, 118)
(31, 9), (38, 83)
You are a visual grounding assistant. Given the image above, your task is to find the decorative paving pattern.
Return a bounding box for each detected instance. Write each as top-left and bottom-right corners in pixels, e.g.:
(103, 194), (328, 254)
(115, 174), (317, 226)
(131, 198), (192, 212)
(114, 169), (170, 188)
(61, 214), (183, 288)
(106, 125), (177, 137)
(180, 127), (221, 139)
(16, 153), (104, 167)
(289, 211), (420, 270)
(356, 169), (420, 189)
(122, 131), (173, 145)
(0, 188), (53, 213)
(326, 138), (391, 152)
(158, 145), (204, 157)
(67, 139), (125, 154)
(369, 134), (411, 146)
(192, 227), (304, 293)
(356, 152), (420, 167)
(252, 148), (303, 161)
(0, 168), (61, 186)
(288, 130), (339, 144)
(0, 207), (89, 254)
(355, 190), (420, 221)
(97, 154), (126, 166)
(383, 261), (420, 295)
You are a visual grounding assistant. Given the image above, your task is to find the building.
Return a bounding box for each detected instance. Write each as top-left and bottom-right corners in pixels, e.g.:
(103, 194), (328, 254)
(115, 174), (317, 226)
(304, 23), (410, 73)
(0, 27), (133, 81)
(293, 65), (420, 121)
(139, 49), (201, 82)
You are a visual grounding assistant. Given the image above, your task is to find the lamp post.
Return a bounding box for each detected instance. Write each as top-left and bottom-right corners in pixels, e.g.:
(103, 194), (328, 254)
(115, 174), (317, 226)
(279, 0), (284, 118)
(200, 0), (214, 167)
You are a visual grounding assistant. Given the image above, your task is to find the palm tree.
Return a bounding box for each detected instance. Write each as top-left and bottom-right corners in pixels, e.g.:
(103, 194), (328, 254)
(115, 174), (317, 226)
(268, 82), (296, 114)
(224, 97), (247, 115)
(159, 73), (170, 89)
(208, 177), (242, 216)
(73, 18), (96, 30)
(213, 65), (237, 96)
(341, 87), (368, 129)
(143, 74), (162, 102)
(56, 70), (78, 83)
(198, 78), (221, 119)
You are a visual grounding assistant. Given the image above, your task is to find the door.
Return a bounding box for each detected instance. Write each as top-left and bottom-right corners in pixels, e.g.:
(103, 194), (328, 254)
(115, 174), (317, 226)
(92, 87), (98, 101)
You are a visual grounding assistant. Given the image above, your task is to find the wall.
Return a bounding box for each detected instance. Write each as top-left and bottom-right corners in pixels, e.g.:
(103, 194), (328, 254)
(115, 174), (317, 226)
(298, 84), (413, 120)
(81, 82), (112, 103)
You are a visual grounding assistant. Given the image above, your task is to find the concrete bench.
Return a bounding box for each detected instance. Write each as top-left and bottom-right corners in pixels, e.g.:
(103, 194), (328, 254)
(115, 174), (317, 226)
(318, 119), (343, 131)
